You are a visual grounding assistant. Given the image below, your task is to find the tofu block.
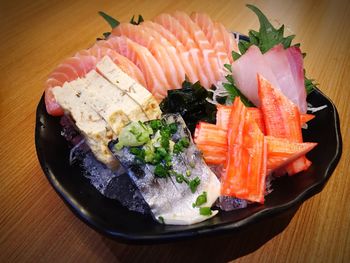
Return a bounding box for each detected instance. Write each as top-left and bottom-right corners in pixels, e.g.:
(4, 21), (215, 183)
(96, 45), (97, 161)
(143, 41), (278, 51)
(51, 83), (118, 168)
(96, 56), (162, 120)
(77, 70), (149, 134)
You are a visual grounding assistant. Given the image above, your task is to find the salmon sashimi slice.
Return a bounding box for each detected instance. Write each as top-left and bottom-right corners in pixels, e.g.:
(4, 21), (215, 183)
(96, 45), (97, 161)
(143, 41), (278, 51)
(112, 23), (185, 89)
(140, 21), (199, 84)
(171, 11), (224, 83)
(258, 74), (311, 175)
(45, 55), (97, 116)
(102, 36), (170, 99)
(214, 22), (239, 62)
(76, 45), (147, 87)
(191, 12), (232, 64)
(153, 13), (211, 88)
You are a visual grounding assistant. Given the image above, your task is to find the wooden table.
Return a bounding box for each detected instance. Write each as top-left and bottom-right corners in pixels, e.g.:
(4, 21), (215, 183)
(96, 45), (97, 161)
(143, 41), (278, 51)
(1, 0), (349, 262)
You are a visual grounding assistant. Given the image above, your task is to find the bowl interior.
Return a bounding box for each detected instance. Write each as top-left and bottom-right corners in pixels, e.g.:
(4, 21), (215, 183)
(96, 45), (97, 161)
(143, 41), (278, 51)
(35, 88), (342, 243)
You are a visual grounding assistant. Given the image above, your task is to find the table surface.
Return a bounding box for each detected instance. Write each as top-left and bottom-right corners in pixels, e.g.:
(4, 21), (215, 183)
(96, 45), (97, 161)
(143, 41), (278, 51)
(1, 0), (349, 262)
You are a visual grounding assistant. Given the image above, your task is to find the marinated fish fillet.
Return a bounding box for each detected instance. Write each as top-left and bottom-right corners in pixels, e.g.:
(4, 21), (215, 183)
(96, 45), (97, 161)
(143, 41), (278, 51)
(109, 114), (221, 225)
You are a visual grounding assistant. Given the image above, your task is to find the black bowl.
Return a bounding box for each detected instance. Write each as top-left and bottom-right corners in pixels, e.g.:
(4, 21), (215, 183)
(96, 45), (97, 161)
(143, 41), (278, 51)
(35, 87), (342, 244)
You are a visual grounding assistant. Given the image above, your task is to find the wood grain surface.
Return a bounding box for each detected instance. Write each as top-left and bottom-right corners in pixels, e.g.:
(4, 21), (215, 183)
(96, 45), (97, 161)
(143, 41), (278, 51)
(0, 0), (349, 262)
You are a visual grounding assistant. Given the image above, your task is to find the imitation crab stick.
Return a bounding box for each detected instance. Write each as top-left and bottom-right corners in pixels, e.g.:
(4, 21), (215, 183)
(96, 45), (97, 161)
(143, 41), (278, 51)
(195, 129), (316, 173)
(265, 136), (317, 174)
(257, 74), (312, 175)
(221, 97), (267, 203)
(216, 105), (314, 133)
(194, 122), (227, 146)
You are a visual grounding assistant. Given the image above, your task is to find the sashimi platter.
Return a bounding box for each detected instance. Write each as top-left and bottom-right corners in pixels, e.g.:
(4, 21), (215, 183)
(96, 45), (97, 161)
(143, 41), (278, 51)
(36, 5), (342, 241)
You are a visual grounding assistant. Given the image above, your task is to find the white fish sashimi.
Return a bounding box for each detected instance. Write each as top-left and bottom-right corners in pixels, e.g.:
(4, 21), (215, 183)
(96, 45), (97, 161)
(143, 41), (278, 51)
(231, 45), (279, 107)
(285, 46), (307, 113)
(231, 44), (307, 112)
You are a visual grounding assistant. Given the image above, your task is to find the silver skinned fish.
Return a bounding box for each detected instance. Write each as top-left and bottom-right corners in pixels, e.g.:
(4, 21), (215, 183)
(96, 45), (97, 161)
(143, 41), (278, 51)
(109, 114), (220, 225)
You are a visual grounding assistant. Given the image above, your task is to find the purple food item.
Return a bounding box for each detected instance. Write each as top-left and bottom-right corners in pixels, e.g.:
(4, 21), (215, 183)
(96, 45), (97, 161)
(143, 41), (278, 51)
(216, 196), (247, 211)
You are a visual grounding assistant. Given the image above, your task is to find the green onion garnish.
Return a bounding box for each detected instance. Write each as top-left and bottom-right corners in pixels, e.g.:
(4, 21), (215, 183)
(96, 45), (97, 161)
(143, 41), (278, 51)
(192, 191), (207, 207)
(189, 177), (200, 193)
(199, 207), (212, 216)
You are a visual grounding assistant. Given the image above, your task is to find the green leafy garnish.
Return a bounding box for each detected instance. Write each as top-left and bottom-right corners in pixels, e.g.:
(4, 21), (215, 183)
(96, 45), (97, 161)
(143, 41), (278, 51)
(305, 75), (317, 95)
(98, 11), (120, 28)
(130, 14), (144, 25)
(199, 207), (212, 216)
(245, 4), (295, 54)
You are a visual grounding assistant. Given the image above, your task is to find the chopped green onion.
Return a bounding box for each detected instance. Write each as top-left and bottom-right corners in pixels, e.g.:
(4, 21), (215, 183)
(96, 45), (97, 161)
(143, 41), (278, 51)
(189, 177), (200, 193)
(169, 123), (178, 134)
(199, 207), (212, 216)
(156, 147), (167, 157)
(186, 170), (191, 177)
(154, 164), (168, 178)
(129, 147), (145, 162)
(149, 119), (162, 131)
(158, 216), (165, 224)
(189, 162), (196, 168)
(175, 174), (184, 183)
(160, 136), (170, 149)
(193, 192), (207, 207)
(173, 143), (183, 154)
(179, 138), (190, 148)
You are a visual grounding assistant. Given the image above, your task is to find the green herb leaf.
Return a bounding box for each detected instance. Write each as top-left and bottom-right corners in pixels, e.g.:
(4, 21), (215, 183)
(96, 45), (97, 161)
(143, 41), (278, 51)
(238, 40), (252, 54)
(98, 11), (120, 28)
(224, 64), (232, 72)
(245, 4), (296, 53)
(199, 207), (212, 216)
(305, 77), (316, 94)
(231, 50), (241, 60)
(222, 82), (254, 107)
